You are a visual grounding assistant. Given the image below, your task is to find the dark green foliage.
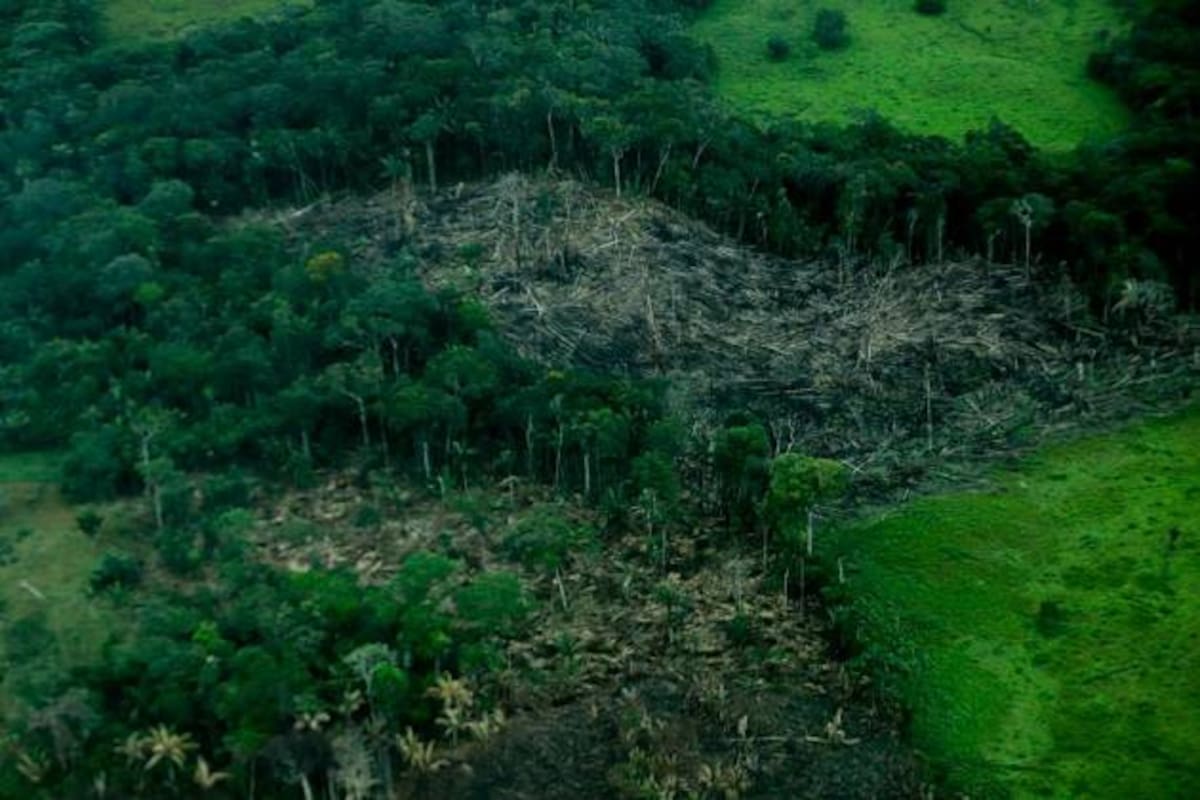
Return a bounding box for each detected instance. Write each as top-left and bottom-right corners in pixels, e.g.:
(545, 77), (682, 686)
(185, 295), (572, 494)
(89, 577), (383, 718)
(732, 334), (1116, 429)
(156, 527), (200, 575)
(914, 0), (946, 15)
(767, 35), (791, 61)
(454, 571), (530, 638)
(723, 612), (758, 648)
(89, 552), (144, 593)
(75, 509), (103, 537)
(3, 614), (55, 665)
(502, 506), (597, 572)
(202, 470), (251, 512)
(814, 9), (851, 50)
(713, 422), (771, 531)
(61, 428), (131, 502)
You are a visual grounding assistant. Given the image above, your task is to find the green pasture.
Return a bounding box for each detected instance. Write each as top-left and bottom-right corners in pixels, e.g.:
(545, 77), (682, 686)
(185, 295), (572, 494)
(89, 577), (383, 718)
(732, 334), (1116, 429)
(825, 408), (1200, 797)
(692, 0), (1130, 150)
(103, 0), (312, 40)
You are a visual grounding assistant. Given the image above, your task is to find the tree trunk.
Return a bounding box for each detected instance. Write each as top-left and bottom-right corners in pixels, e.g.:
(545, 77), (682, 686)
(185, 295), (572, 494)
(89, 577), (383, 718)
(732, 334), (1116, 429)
(356, 396), (370, 449)
(554, 422), (564, 490)
(583, 451), (591, 497)
(152, 483), (164, 535)
(421, 438), (432, 481)
(806, 507), (815, 557)
(612, 149), (621, 198)
(1024, 223), (1032, 277)
(378, 414), (390, 469)
(547, 110), (558, 170)
(799, 558), (806, 620)
(650, 144), (671, 195)
(424, 139), (437, 193)
(524, 414), (535, 477)
(924, 362), (934, 452)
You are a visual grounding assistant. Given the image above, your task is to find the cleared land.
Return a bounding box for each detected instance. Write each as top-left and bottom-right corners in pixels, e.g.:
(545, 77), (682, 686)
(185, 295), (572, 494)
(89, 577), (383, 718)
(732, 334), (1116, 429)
(0, 454), (114, 713)
(103, 0), (311, 40)
(692, 0), (1130, 150)
(825, 409), (1200, 797)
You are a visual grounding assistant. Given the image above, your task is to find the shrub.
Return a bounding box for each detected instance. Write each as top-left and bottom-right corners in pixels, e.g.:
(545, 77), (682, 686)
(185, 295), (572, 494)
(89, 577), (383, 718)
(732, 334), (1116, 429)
(0, 536), (16, 566)
(914, 0), (946, 14)
(203, 470), (251, 511)
(502, 507), (596, 572)
(76, 509), (104, 537)
(813, 8), (850, 50)
(766, 35), (791, 62)
(157, 527), (200, 575)
(90, 551), (144, 593)
(353, 503), (382, 529)
(455, 571), (530, 637)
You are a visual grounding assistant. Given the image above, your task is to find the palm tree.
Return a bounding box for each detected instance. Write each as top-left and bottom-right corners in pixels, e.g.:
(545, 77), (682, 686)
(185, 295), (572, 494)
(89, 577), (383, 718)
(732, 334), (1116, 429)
(425, 673), (473, 710)
(141, 725), (197, 779)
(396, 728), (447, 773)
(192, 757), (231, 792)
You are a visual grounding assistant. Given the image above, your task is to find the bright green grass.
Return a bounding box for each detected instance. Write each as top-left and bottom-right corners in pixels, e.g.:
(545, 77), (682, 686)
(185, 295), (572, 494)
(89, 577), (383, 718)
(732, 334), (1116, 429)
(825, 409), (1200, 798)
(692, 0), (1131, 150)
(103, 0), (311, 40)
(0, 454), (113, 711)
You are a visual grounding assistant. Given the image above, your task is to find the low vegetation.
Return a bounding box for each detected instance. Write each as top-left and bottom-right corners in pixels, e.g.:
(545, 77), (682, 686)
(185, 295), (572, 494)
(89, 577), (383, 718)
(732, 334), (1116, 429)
(823, 409), (1200, 797)
(692, 0), (1130, 149)
(102, 0), (312, 40)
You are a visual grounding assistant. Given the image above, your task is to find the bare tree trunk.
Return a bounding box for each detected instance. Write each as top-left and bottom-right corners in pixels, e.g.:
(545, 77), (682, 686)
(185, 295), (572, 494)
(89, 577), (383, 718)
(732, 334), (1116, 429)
(924, 362), (934, 452)
(1024, 223), (1032, 277)
(800, 558), (806, 620)
(650, 144), (671, 195)
(583, 451), (591, 497)
(554, 422), (564, 490)
(547, 110), (558, 170)
(151, 483), (163, 535)
(424, 139), (437, 193)
(356, 395), (370, 448)
(612, 150), (622, 198)
(806, 508), (815, 557)
(525, 414), (535, 477)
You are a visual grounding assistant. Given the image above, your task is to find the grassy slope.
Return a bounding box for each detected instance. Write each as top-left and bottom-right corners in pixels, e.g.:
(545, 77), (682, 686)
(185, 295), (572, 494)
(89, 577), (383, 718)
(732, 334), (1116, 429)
(103, 0), (311, 40)
(825, 409), (1200, 798)
(692, 0), (1130, 150)
(0, 454), (113, 711)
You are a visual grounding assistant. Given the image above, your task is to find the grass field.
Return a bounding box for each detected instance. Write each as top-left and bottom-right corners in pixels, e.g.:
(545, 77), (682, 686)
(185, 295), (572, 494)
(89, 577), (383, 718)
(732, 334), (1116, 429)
(103, 0), (311, 40)
(0, 453), (115, 711)
(824, 408), (1200, 797)
(692, 0), (1130, 150)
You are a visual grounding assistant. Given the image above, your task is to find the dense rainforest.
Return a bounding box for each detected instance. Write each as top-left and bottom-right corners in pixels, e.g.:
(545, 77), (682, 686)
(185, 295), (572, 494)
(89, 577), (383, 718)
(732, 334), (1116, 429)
(0, 0), (1198, 797)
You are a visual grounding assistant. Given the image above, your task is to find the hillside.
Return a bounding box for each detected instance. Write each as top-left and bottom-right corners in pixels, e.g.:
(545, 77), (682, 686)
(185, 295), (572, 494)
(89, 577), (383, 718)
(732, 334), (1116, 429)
(692, 0), (1130, 149)
(3, 0), (1200, 797)
(285, 175), (1200, 498)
